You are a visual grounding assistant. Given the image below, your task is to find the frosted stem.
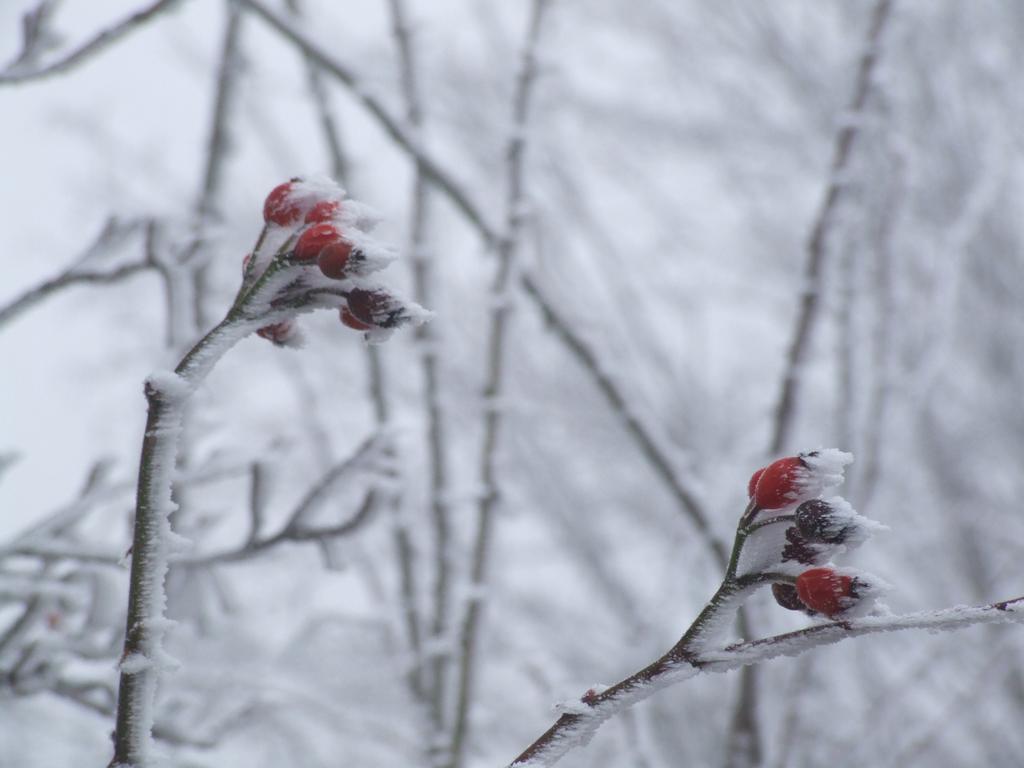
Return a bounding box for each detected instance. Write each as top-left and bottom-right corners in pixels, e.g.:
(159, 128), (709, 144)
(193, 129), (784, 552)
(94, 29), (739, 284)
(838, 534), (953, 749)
(446, 4), (550, 766)
(109, 255), (291, 765)
(507, 593), (1024, 768)
(769, 0), (895, 455)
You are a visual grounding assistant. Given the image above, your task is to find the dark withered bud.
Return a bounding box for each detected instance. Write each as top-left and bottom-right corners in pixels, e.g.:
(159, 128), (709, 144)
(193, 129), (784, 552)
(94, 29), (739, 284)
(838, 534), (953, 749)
(771, 583), (807, 612)
(795, 499), (852, 544)
(782, 526), (820, 565)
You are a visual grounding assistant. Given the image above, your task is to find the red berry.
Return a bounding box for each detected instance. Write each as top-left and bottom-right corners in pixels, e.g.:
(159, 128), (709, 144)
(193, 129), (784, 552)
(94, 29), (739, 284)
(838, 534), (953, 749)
(795, 568), (857, 617)
(263, 180), (303, 226)
(347, 287), (392, 326)
(782, 526), (820, 565)
(753, 456), (806, 510)
(340, 306), (372, 331)
(771, 583), (806, 612)
(256, 321), (295, 345)
(305, 200), (341, 224)
(747, 467), (766, 499)
(795, 499), (850, 543)
(293, 223), (341, 262)
(318, 241), (354, 279)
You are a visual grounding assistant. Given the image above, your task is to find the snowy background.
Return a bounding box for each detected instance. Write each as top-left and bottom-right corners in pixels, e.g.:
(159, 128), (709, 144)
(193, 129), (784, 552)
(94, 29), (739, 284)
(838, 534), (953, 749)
(2, 1), (1023, 766)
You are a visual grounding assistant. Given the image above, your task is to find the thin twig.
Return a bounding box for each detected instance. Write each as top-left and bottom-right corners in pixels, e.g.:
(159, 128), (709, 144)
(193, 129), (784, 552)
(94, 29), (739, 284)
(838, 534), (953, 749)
(52, 677), (235, 749)
(246, 461), (268, 546)
(238, 0), (499, 242)
(769, 0), (895, 455)
(189, 0), (246, 331)
(858, 152), (904, 512)
(0, 0), (186, 85)
(285, 0), (349, 182)
(0, 217), (152, 329)
(448, 4), (550, 767)
(3, 544), (123, 567)
(750, 10), (895, 757)
(187, 488), (378, 567)
(386, 0), (433, 707)
(2, 2), (60, 72)
(520, 275), (724, 563)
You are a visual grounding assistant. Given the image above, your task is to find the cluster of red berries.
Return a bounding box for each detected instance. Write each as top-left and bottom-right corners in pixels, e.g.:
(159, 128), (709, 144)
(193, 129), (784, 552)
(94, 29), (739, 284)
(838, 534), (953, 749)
(249, 178), (418, 345)
(747, 453), (868, 618)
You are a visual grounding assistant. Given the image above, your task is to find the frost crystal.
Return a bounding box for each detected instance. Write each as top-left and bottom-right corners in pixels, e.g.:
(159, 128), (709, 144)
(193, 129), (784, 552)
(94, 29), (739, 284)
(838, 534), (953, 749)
(795, 448), (853, 499)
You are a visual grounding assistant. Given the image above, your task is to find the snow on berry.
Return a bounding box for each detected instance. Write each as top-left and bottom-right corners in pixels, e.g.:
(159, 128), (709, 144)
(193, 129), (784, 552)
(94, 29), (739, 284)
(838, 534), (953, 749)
(793, 566), (888, 619)
(335, 227), (396, 275)
(318, 241), (357, 279)
(263, 175), (345, 228)
(795, 568), (857, 617)
(332, 198), (381, 232)
(263, 180), (303, 226)
(347, 288), (397, 327)
(338, 285), (433, 343)
(247, 176), (431, 347)
(798, 449), (854, 495)
(753, 449), (853, 511)
(305, 199), (342, 224)
(794, 496), (885, 550)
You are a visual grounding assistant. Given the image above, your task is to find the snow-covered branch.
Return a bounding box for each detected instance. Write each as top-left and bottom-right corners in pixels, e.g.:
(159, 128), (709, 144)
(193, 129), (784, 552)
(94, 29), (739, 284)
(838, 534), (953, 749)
(385, 0), (441, 713)
(238, 0), (500, 244)
(770, 0), (895, 454)
(508, 594), (1024, 767)
(185, 435), (388, 567)
(0, 0), (185, 86)
(108, 179), (430, 767)
(447, 3), (551, 766)
(0, 217), (153, 329)
(505, 450), (1018, 767)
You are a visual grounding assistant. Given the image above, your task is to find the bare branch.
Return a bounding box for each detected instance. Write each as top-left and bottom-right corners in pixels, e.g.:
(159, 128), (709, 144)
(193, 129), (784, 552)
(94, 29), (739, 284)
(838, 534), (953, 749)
(187, 489), (379, 567)
(520, 275), (725, 565)
(378, 0), (436, 708)
(858, 153), (905, 512)
(3, 544), (123, 567)
(2, 2), (60, 72)
(0, 0), (186, 86)
(383, 0), (448, 723)
(0, 217), (153, 329)
(285, 0), (350, 182)
(0, 453), (19, 484)
(189, 1), (246, 331)
(0, 461), (249, 566)
(238, 0), (500, 242)
(185, 436), (386, 568)
(245, 461), (268, 547)
(448, 4), (551, 766)
(769, 0), (895, 454)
